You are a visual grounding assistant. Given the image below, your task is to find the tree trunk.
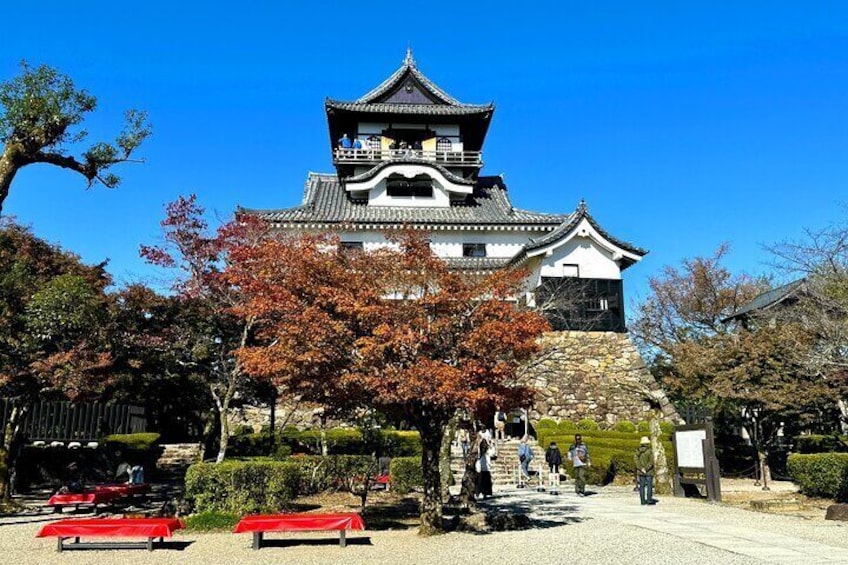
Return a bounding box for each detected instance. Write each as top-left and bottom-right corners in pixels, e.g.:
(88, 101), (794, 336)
(440, 414), (458, 500)
(418, 416), (447, 535)
(0, 403), (25, 501)
(459, 442), (479, 509)
(212, 375), (238, 464)
(0, 151), (20, 216)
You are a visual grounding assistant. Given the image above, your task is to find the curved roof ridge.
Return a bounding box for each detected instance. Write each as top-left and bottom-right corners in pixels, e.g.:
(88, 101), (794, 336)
(356, 49), (461, 105)
(344, 160), (475, 186)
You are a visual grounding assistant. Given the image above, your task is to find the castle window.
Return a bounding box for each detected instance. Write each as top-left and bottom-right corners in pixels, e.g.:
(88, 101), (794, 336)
(367, 135), (381, 150)
(463, 243), (487, 257)
(339, 241), (364, 253)
(386, 174), (433, 198)
(436, 137), (452, 151)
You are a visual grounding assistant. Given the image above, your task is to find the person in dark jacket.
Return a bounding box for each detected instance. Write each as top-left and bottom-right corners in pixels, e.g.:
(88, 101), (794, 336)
(635, 436), (657, 505)
(545, 441), (563, 475)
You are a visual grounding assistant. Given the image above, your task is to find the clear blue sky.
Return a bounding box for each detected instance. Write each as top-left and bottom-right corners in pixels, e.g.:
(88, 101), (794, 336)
(2, 1), (847, 309)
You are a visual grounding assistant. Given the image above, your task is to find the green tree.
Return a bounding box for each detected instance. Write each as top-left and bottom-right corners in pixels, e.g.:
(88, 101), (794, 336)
(0, 62), (150, 214)
(0, 220), (111, 499)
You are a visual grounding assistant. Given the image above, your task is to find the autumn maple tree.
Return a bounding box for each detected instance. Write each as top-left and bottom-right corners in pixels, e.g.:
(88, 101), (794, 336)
(228, 230), (549, 533)
(141, 195), (266, 463)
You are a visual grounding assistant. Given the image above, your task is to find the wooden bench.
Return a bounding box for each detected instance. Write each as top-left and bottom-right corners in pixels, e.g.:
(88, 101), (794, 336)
(36, 517), (184, 552)
(47, 484), (150, 513)
(233, 513), (366, 549)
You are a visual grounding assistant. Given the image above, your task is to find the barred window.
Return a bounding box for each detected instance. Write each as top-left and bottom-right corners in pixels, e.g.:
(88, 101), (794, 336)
(436, 137), (452, 151)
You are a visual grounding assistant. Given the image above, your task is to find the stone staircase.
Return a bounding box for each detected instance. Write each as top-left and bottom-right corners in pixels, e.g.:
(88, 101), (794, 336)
(451, 437), (555, 491)
(156, 443), (204, 470)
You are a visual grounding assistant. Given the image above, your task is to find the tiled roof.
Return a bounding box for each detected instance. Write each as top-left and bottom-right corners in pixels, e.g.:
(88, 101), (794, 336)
(523, 200), (648, 256)
(325, 100), (493, 116)
(242, 173), (568, 228)
(326, 49), (493, 115)
(443, 257), (513, 271)
(345, 160), (475, 186)
(723, 279), (806, 321)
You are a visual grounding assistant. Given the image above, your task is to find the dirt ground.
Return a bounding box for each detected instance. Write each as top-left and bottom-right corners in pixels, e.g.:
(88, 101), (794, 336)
(719, 478), (834, 520)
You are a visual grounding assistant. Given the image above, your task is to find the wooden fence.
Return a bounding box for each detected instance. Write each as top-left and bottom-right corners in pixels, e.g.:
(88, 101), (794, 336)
(0, 399), (146, 442)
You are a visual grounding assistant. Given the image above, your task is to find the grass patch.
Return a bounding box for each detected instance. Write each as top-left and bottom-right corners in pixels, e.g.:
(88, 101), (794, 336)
(185, 511), (241, 531)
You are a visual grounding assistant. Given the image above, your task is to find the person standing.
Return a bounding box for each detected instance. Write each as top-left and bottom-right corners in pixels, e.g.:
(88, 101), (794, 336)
(458, 427), (470, 458)
(518, 435), (534, 481)
(475, 438), (493, 499)
(567, 434), (590, 496)
(635, 436), (657, 505)
(493, 407), (507, 442)
(545, 441), (563, 475)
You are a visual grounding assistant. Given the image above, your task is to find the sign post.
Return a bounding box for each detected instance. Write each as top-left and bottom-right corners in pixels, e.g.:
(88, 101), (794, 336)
(672, 422), (721, 502)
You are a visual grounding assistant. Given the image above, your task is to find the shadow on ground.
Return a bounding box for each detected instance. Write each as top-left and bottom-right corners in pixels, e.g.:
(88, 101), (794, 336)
(255, 537), (373, 548)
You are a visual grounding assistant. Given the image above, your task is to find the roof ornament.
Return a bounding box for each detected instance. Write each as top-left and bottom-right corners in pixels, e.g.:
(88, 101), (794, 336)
(577, 199), (589, 214)
(404, 45), (415, 67)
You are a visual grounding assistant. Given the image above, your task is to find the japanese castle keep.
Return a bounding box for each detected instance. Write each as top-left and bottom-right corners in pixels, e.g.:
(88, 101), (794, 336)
(244, 50), (678, 426)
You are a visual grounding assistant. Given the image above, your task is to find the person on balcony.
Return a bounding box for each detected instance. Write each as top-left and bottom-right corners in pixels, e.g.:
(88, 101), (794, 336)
(352, 138), (362, 150)
(337, 134), (352, 149)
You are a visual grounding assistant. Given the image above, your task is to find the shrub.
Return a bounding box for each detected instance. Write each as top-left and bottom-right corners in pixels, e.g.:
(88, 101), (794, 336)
(228, 432), (272, 458)
(389, 457), (422, 494)
(102, 432), (161, 451)
(536, 419), (558, 430)
(556, 420), (576, 434)
(794, 435), (848, 454)
(286, 455), (376, 494)
(185, 511), (240, 531)
(787, 453), (848, 501)
(637, 421), (650, 433)
(272, 444), (292, 460)
(381, 430), (422, 456)
(184, 460), (303, 514)
(576, 419), (599, 431)
(614, 421), (636, 433)
(659, 421), (676, 436)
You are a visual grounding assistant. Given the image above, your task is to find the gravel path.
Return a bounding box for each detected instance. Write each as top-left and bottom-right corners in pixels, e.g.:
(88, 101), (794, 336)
(2, 485), (846, 565)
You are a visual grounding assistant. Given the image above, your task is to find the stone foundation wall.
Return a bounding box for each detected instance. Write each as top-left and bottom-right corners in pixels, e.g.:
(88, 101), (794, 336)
(524, 331), (679, 425)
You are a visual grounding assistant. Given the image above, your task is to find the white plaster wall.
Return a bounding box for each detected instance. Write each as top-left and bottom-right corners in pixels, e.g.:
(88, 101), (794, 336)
(428, 231), (533, 258)
(539, 237), (622, 280)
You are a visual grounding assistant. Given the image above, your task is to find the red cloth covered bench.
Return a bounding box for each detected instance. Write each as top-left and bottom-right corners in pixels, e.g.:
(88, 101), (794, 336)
(47, 484), (150, 513)
(233, 512), (366, 549)
(36, 517), (184, 552)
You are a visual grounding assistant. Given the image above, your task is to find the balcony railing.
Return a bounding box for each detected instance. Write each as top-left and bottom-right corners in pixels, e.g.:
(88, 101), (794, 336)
(333, 148), (483, 167)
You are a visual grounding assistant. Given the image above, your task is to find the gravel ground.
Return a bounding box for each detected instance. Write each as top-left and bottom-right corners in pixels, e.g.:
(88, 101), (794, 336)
(2, 484), (846, 565)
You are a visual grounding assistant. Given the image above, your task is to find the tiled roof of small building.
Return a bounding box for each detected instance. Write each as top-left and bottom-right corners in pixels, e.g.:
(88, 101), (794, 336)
(723, 279), (806, 321)
(242, 173), (568, 228)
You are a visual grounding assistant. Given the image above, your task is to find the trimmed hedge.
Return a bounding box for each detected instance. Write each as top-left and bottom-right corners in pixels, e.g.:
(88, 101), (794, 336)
(614, 421), (636, 433)
(185, 460), (302, 514)
(389, 457), (422, 494)
(576, 419), (599, 431)
(287, 455), (376, 493)
(793, 435), (848, 454)
(102, 432), (161, 451)
(228, 428), (422, 459)
(787, 453), (848, 501)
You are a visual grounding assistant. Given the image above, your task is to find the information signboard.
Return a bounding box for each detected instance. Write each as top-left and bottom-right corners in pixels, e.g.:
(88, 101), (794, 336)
(674, 428), (707, 468)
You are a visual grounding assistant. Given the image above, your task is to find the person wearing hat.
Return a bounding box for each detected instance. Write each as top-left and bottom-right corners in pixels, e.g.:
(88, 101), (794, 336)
(635, 436), (657, 505)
